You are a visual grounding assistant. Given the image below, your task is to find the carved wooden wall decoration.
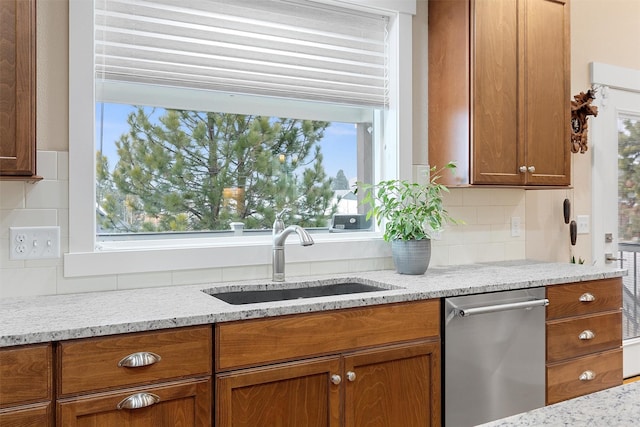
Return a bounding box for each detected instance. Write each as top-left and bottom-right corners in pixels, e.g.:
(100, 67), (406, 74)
(570, 89), (598, 154)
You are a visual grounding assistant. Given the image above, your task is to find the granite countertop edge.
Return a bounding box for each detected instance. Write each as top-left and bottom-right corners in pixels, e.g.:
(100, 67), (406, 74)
(0, 261), (626, 347)
(477, 381), (640, 427)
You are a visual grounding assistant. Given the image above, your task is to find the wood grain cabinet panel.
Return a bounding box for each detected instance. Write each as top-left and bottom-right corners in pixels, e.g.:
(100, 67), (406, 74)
(58, 325), (212, 396)
(344, 341), (441, 427)
(216, 300), (440, 371)
(429, 0), (570, 186)
(0, 343), (52, 407)
(0, 403), (52, 427)
(546, 349), (622, 405)
(545, 278), (623, 404)
(216, 301), (441, 426)
(57, 378), (211, 427)
(216, 356), (341, 427)
(0, 343), (53, 426)
(57, 326), (213, 427)
(0, 0), (37, 178)
(546, 278), (622, 320)
(547, 311), (622, 363)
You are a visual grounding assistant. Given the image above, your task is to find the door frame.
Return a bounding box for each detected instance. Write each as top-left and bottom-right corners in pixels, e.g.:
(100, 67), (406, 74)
(590, 62), (640, 378)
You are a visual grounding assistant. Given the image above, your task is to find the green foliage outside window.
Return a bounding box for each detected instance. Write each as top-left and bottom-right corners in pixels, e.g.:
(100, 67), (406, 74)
(96, 108), (338, 233)
(618, 118), (640, 242)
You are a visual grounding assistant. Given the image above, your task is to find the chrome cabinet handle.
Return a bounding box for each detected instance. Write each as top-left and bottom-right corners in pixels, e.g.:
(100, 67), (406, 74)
(579, 370), (596, 381)
(346, 371), (356, 382)
(118, 351), (162, 368)
(528, 166), (535, 173)
(579, 330), (596, 340)
(117, 392), (160, 410)
(579, 293), (596, 303)
(331, 374), (342, 385)
(519, 166), (527, 173)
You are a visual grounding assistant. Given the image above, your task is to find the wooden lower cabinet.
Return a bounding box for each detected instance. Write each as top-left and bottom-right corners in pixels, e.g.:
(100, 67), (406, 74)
(546, 349), (623, 405)
(343, 341), (441, 427)
(217, 356), (341, 427)
(0, 343), (53, 426)
(0, 402), (52, 427)
(216, 340), (440, 427)
(545, 278), (623, 404)
(57, 378), (211, 427)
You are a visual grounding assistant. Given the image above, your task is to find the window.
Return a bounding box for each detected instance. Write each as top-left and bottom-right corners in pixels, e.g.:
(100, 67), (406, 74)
(67, 0), (416, 277)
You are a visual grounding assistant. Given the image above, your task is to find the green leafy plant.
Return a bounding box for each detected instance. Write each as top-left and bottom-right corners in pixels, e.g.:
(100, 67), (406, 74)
(359, 162), (461, 241)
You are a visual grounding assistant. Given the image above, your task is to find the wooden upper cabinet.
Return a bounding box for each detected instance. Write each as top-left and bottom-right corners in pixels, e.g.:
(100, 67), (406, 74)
(429, 0), (570, 186)
(522, 0), (571, 185)
(0, 0), (37, 178)
(472, 0), (520, 184)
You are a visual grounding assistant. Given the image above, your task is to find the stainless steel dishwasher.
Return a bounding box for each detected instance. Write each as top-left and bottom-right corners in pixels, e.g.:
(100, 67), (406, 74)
(444, 287), (549, 426)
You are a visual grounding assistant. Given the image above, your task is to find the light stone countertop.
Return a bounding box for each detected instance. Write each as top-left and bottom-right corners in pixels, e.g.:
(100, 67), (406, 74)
(477, 381), (640, 427)
(0, 260), (625, 347)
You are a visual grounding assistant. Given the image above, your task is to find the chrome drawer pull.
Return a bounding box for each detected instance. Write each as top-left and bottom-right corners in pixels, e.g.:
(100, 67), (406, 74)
(117, 392), (160, 410)
(579, 330), (596, 340)
(118, 351), (162, 368)
(331, 374), (342, 385)
(346, 371), (356, 382)
(579, 370), (596, 381)
(579, 292), (596, 302)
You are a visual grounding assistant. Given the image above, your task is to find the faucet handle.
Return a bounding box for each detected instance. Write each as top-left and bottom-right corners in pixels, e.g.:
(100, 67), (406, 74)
(275, 208), (290, 220)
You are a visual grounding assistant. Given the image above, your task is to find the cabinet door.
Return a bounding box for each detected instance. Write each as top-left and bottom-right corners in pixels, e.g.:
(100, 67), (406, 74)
(216, 356), (341, 427)
(343, 340), (441, 427)
(0, 0), (36, 177)
(472, 0), (521, 185)
(0, 343), (52, 408)
(522, 0), (570, 185)
(57, 379), (211, 427)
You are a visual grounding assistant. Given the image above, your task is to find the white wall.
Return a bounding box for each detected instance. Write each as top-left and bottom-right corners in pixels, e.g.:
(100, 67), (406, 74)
(525, 0), (640, 264)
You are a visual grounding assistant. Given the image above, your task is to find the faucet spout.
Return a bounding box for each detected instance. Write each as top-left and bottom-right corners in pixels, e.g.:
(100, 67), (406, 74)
(272, 225), (314, 282)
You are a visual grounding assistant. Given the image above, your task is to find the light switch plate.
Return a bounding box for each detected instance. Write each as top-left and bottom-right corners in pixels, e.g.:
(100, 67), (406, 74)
(577, 215), (590, 234)
(9, 226), (61, 260)
(511, 217), (521, 237)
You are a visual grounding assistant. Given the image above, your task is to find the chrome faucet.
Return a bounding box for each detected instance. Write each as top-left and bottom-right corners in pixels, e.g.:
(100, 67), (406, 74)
(272, 209), (314, 282)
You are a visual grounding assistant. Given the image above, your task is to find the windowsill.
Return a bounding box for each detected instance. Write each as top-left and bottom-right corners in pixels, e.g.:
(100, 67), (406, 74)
(63, 232), (390, 277)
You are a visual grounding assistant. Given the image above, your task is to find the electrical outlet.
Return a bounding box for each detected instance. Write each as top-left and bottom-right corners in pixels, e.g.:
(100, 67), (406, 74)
(577, 215), (590, 234)
(511, 217), (521, 237)
(9, 226), (61, 260)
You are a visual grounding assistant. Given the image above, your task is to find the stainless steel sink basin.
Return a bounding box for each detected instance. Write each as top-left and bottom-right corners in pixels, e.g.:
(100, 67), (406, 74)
(207, 282), (389, 305)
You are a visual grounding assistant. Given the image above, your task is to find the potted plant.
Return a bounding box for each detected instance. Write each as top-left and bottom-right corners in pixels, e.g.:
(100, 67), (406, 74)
(359, 162), (460, 274)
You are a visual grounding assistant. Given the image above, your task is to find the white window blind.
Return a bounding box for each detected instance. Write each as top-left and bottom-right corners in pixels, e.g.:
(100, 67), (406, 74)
(95, 0), (389, 107)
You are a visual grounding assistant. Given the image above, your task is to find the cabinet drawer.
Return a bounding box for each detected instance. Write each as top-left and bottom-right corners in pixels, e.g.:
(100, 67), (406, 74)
(546, 278), (622, 320)
(59, 325), (212, 396)
(547, 311), (621, 363)
(0, 402), (52, 427)
(546, 349), (622, 405)
(0, 344), (52, 408)
(57, 378), (211, 427)
(216, 300), (440, 371)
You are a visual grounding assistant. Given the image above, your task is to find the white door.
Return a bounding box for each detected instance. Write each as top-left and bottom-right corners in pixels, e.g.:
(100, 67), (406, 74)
(591, 62), (640, 378)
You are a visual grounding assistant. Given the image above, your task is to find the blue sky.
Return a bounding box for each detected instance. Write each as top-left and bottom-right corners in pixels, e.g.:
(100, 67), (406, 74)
(95, 103), (358, 181)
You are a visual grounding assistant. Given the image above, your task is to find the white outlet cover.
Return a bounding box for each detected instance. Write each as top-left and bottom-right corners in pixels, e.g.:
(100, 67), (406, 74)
(511, 216), (521, 237)
(9, 226), (61, 260)
(577, 215), (590, 234)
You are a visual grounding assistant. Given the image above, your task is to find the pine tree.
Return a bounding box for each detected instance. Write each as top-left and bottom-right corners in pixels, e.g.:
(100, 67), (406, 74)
(618, 118), (640, 241)
(332, 169), (350, 190)
(98, 107), (336, 232)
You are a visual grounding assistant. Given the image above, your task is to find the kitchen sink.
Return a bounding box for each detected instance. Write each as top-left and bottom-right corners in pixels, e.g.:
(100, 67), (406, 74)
(206, 281), (390, 305)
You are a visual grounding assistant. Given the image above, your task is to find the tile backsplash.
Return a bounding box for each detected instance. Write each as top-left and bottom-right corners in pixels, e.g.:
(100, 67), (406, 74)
(0, 151), (525, 298)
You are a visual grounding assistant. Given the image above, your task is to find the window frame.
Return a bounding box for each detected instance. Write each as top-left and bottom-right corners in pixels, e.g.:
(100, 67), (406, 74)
(66, 0), (416, 277)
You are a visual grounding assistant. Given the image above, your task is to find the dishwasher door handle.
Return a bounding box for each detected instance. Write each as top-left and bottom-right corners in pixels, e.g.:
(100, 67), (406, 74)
(455, 298), (549, 317)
